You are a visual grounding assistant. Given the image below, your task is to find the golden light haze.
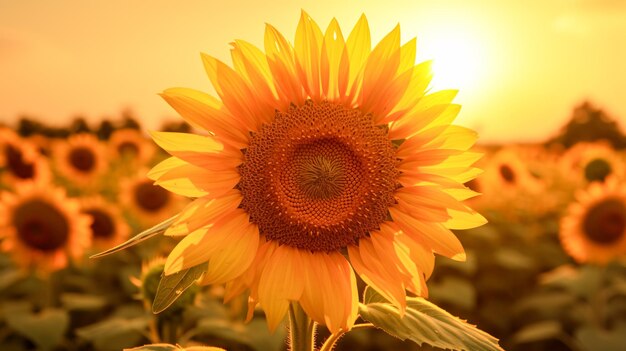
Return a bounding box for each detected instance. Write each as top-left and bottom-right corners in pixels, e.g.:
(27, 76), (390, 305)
(1, 0), (625, 143)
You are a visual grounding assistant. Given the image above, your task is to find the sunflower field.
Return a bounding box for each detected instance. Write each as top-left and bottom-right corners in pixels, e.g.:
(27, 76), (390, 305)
(1, 11), (626, 351)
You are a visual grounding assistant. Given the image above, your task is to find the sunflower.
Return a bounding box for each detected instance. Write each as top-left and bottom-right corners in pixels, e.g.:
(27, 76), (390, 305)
(0, 128), (51, 187)
(0, 181), (92, 272)
(108, 128), (156, 167)
(560, 141), (624, 184)
(121, 171), (186, 227)
(149, 11), (485, 333)
(53, 133), (108, 186)
(79, 196), (130, 249)
(560, 176), (626, 264)
(481, 146), (543, 196)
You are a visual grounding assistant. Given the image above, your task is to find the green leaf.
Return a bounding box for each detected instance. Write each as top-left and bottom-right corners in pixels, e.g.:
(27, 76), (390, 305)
(152, 263), (206, 313)
(359, 287), (504, 351)
(4, 303), (69, 351)
(61, 293), (108, 311)
(90, 215), (178, 258)
(76, 315), (151, 351)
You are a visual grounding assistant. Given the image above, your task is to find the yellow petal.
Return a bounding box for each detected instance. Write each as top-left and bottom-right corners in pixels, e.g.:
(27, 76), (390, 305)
(390, 207), (466, 261)
(165, 190), (242, 236)
(445, 208), (488, 230)
(398, 38), (416, 76)
(201, 216), (260, 284)
(295, 10), (323, 99)
(299, 251), (358, 333)
(359, 25), (401, 110)
(390, 102), (460, 140)
(321, 18), (348, 100)
(345, 14), (371, 100)
(380, 60), (433, 124)
(264, 24), (304, 105)
(348, 235), (407, 312)
(150, 131), (242, 171)
(258, 245), (306, 331)
(164, 209), (252, 274)
(149, 157), (240, 198)
(201, 54), (265, 131)
(230, 39), (279, 113)
(160, 88), (249, 147)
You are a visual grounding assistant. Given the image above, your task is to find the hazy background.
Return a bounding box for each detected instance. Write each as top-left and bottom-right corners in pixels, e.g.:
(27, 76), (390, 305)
(1, 0), (625, 143)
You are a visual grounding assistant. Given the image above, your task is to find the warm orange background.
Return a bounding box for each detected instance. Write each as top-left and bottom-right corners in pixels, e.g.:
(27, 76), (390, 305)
(1, 0), (624, 143)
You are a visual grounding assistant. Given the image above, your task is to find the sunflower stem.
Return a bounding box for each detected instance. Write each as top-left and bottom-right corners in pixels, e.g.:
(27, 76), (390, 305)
(288, 302), (316, 351)
(319, 323), (375, 351)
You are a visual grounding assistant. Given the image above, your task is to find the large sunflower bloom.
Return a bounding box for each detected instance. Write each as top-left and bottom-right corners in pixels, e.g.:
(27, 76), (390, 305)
(149, 12), (485, 333)
(560, 176), (626, 264)
(0, 181), (92, 272)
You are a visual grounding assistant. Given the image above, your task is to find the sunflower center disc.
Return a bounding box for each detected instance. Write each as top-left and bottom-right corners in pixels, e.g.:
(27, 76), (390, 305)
(135, 181), (170, 212)
(13, 200), (69, 252)
(85, 209), (115, 239)
(117, 142), (139, 157)
(584, 158), (612, 182)
(5, 145), (35, 179)
(239, 100), (399, 252)
(499, 164), (516, 183)
(68, 147), (96, 172)
(583, 199), (626, 245)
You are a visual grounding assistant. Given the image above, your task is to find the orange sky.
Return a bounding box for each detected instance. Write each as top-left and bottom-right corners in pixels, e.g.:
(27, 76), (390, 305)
(1, 0), (625, 143)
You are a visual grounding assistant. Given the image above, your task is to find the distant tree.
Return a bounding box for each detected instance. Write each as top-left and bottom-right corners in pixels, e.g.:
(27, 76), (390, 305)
(97, 120), (115, 140)
(119, 109), (141, 130)
(547, 101), (626, 149)
(69, 116), (91, 134)
(16, 117), (44, 136)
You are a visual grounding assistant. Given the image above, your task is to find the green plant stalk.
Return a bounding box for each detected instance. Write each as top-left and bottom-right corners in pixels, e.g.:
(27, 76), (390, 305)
(288, 302), (316, 351)
(319, 323), (375, 351)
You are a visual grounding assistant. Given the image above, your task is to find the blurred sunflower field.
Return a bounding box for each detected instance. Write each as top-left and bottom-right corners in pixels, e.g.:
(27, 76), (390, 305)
(0, 99), (625, 351)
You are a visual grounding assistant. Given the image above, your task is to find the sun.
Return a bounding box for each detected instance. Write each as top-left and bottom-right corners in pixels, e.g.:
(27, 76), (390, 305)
(416, 24), (487, 95)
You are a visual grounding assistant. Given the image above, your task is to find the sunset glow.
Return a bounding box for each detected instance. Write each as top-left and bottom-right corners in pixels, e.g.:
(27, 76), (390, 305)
(0, 0), (625, 142)
(418, 24), (488, 95)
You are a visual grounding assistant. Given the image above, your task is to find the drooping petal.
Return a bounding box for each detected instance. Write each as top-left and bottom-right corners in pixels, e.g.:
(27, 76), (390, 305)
(299, 251), (358, 333)
(348, 233), (407, 312)
(258, 245), (306, 331)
